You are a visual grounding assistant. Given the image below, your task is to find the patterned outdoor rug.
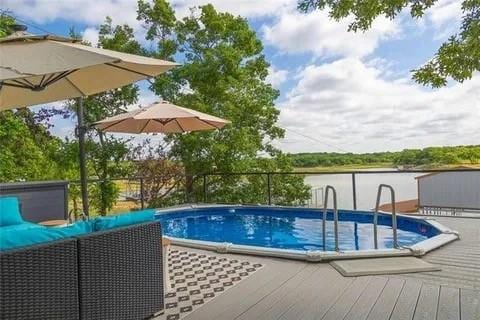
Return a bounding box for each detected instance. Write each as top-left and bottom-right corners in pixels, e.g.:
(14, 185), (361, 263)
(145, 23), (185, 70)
(154, 249), (264, 320)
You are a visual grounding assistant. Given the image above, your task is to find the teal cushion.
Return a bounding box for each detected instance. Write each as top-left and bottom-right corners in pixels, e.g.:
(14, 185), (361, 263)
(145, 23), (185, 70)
(0, 221), (92, 251)
(0, 222), (44, 232)
(0, 197), (25, 226)
(0, 227), (63, 251)
(93, 210), (155, 231)
(51, 221), (93, 237)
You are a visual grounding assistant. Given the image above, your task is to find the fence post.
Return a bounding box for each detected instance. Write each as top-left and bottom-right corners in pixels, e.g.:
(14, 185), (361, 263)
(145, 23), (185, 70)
(203, 174), (207, 203)
(352, 173), (357, 210)
(140, 177), (145, 210)
(267, 173), (272, 205)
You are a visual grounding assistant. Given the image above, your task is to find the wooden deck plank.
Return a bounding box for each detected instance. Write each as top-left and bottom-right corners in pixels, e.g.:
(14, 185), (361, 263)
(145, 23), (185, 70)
(412, 283), (440, 320)
(344, 277), (388, 320)
(437, 286), (460, 320)
(460, 288), (480, 320)
(390, 279), (423, 320)
(366, 278), (405, 320)
(183, 258), (306, 320)
(235, 264), (319, 320)
(278, 267), (353, 320)
(321, 276), (371, 320)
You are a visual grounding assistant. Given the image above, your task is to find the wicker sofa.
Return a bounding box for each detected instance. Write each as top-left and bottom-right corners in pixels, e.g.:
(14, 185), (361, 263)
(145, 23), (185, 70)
(0, 221), (164, 320)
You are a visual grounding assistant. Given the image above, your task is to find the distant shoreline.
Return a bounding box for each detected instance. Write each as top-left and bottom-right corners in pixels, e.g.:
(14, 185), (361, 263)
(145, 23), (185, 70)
(293, 163), (480, 173)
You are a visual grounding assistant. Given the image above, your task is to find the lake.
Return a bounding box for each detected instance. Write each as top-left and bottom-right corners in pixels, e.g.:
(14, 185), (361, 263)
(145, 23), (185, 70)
(303, 169), (422, 210)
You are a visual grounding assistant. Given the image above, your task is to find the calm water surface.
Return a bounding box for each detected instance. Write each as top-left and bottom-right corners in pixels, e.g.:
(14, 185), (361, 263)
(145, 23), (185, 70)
(304, 169), (421, 210)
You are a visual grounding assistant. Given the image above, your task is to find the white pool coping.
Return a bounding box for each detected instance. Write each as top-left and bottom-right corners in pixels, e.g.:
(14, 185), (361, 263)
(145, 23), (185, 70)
(156, 204), (459, 262)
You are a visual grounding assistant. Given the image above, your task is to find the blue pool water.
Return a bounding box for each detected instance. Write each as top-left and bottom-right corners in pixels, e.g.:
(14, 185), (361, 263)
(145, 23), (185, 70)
(155, 206), (439, 251)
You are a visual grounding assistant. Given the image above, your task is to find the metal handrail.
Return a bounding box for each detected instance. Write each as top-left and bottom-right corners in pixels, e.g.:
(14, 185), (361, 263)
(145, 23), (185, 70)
(323, 185), (339, 251)
(68, 208), (88, 223)
(374, 184), (398, 249)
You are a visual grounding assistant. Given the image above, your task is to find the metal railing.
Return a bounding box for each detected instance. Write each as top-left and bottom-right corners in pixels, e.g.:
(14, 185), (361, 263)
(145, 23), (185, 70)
(67, 168), (480, 215)
(374, 184), (399, 249)
(323, 185), (339, 251)
(201, 168), (480, 212)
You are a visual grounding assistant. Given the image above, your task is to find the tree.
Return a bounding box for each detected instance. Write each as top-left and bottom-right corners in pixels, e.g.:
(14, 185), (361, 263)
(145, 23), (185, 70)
(0, 11), (15, 37)
(298, 0), (480, 88)
(137, 1), (310, 205)
(129, 140), (186, 208)
(0, 110), (64, 181)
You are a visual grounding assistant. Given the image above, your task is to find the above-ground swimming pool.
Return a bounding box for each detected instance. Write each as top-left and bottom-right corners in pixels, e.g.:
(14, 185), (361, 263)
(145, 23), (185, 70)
(155, 205), (459, 261)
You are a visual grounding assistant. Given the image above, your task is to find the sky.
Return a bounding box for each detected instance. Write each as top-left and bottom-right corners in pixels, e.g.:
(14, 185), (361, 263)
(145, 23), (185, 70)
(3, 0), (479, 154)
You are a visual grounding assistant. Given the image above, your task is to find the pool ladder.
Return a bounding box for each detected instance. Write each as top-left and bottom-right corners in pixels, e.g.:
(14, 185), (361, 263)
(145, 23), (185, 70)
(322, 184), (399, 251)
(374, 184), (399, 249)
(322, 185), (339, 251)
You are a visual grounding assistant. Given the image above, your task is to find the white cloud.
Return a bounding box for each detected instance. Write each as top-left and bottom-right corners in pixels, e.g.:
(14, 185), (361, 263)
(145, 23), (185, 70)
(266, 66), (289, 88)
(4, 0), (140, 27)
(263, 10), (400, 58)
(172, 0), (295, 18)
(4, 0), (295, 26)
(277, 58), (480, 153)
(82, 27), (99, 47)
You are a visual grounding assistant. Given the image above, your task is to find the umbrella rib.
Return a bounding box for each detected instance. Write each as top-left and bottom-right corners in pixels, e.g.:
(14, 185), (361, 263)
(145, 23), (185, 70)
(105, 62), (153, 78)
(38, 75), (47, 87)
(98, 118), (128, 131)
(196, 117), (224, 129)
(1, 81), (34, 90)
(140, 119), (151, 134)
(174, 119), (187, 132)
(65, 75), (87, 96)
(44, 70), (77, 88)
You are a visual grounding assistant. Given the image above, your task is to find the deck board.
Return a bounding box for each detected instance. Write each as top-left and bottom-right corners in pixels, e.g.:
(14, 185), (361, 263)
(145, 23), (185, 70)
(437, 287), (460, 320)
(390, 279), (423, 320)
(344, 277), (388, 320)
(366, 278), (405, 320)
(412, 283), (440, 320)
(321, 276), (371, 320)
(460, 289), (480, 320)
(279, 266), (353, 320)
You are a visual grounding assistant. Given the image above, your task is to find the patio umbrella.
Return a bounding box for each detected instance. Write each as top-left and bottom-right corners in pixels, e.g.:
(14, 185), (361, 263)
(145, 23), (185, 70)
(0, 25), (178, 216)
(94, 101), (230, 133)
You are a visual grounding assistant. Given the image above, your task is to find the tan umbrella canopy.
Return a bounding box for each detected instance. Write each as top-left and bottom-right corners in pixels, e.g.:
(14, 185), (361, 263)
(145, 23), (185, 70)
(0, 25), (178, 216)
(95, 101), (230, 133)
(0, 28), (177, 110)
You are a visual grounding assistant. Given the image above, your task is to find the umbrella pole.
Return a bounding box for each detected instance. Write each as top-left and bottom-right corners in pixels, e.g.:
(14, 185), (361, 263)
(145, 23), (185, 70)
(76, 97), (90, 217)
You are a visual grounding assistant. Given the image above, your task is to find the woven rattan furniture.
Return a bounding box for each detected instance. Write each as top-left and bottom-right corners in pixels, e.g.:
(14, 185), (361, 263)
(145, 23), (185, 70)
(77, 221), (164, 320)
(0, 239), (80, 320)
(0, 221), (164, 320)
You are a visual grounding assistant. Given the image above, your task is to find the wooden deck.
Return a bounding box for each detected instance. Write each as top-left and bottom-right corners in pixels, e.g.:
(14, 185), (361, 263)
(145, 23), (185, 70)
(176, 216), (480, 320)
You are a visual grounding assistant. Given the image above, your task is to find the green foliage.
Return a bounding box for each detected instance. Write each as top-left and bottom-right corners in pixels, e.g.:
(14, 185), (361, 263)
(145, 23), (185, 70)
(0, 110), (63, 181)
(0, 12), (15, 37)
(289, 151), (396, 168)
(393, 145), (480, 166)
(298, 0), (480, 87)
(290, 145), (480, 168)
(137, 1), (310, 205)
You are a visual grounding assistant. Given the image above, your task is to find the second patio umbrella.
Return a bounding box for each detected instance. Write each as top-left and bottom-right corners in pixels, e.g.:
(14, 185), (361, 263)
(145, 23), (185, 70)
(94, 101), (230, 133)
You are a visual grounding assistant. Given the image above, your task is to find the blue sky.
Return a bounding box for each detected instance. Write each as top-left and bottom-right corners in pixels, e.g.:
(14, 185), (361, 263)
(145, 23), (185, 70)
(4, 0), (479, 153)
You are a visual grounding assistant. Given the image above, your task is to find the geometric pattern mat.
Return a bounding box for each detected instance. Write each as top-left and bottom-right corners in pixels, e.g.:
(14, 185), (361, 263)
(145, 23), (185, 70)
(154, 249), (264, 320)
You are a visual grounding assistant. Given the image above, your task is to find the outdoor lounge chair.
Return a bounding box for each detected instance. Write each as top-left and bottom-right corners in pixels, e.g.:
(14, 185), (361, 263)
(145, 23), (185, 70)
(0, 221), (164, 320)
(0, 190), (164, 320)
